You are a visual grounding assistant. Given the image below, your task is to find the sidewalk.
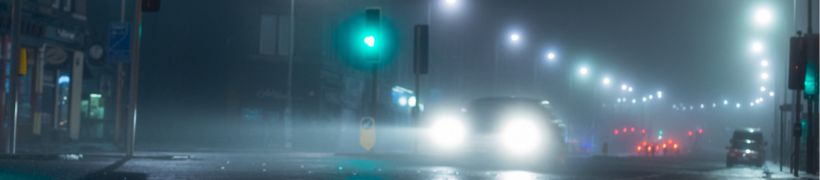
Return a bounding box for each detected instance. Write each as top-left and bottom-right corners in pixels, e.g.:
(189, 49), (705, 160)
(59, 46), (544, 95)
(763, 162), (819, 179)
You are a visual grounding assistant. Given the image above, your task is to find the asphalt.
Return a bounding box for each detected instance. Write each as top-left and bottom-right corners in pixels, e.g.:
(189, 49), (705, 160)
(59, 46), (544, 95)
(0, 150), (816, 180)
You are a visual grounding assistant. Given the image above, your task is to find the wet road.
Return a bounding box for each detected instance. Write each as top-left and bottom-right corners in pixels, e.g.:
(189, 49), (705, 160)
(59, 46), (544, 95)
(0, 151), (811, 180)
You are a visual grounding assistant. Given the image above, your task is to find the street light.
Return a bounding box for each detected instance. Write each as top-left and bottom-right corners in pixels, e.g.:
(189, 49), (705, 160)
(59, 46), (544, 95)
(736, 103), (741, 108)
(649, 95), (654, 100)
(642, 97), (647, 102)
(700, 104), (705, 109)
(444, 0), (459, 7)
(621, 84), (628, 91)
(761, 72), (769, 80)
(578, 66), (589, 76)
(602, 77), (611, 86)
(656, 91), (663, 99)
(628, 87), (633, 92)
(760, 86), (766, 92)
(546, 52), (556, 61)
(769, 91), (775, 97)
(761, 59), (769, 67)
(753, 6), (773, 27)
(723, 100), (729, 105)
(509, 33), (521, 43)
(751, 41), (764, 54)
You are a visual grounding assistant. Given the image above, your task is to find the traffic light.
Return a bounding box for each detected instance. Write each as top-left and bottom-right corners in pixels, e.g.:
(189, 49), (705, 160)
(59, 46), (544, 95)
(361, 7), (381, 63)
(789, 35), (807, 90)
(142, 0), (161, 12)
(413, 25), (429, 75)
(804, 34), (818, 97)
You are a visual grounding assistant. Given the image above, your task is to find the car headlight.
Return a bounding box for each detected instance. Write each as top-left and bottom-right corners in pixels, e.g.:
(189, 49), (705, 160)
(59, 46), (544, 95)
(500, 119), (542, 155)
(428, 115), (467, 149)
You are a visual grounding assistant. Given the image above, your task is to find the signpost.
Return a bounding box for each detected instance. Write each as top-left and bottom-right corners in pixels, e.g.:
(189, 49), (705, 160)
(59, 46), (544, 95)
(359, 117), (375, 152)
(107, 23), (131, 63)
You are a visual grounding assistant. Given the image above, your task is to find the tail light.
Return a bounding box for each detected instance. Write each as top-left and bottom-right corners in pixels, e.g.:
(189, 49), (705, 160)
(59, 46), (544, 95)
(662, 144), (667, 149)
(637, 146), (642, 151)
(673, 144), (678, 149)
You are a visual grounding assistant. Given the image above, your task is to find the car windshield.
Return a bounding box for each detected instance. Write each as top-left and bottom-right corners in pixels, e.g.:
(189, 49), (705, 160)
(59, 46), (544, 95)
(0, 0), (817, 179)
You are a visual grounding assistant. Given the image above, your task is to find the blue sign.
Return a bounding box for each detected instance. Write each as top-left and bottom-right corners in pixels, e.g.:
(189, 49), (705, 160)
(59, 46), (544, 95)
(107, 23), (131, 63)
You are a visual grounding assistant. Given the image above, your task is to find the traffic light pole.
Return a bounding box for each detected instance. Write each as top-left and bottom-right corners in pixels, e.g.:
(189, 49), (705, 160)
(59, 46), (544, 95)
(792, 89), (801, 177)
(126, 0), (143, 157)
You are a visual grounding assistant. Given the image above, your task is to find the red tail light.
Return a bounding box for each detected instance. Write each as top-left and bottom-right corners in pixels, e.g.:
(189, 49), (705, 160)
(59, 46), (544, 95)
(673, 144), (678, 149)
(637, 146), (642, 151)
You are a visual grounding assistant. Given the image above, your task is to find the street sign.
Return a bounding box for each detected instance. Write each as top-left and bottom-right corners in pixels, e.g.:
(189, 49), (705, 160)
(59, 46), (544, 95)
(780, 104), (795, 111)
(359, 116), (376, 151)
(107, 23), (131, 63)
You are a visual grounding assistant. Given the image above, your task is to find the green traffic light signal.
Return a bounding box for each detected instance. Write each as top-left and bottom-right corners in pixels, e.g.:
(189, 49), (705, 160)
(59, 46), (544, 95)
(364, 35), (376, 48)
(805, 61), (817, 96)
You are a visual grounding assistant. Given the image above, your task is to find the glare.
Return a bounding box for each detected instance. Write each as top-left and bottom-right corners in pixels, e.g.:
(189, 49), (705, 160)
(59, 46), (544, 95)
(501, 119), (542, 155)
(621, 84), (628, 91)
(700, 104), (705, 109)
(578, 66), (589, 76)
(364, 36), (376, 47)
(656, 91), (663, 99)
(712, 103), (717, 108)
(751, 41), (764, 54)
(723, 100), (729, 105)
(761, 72), (769, 80)
(642, 97), (647, 102)
(497, 171), (538, 180)
(750, 102), (755, 107)
(602, 77), (611, 85)
(631, 99), (636, 104)
(736, 103), (741, 108)
(753, 7), (773, 27)
(444, 0), (459, 7)
(628, 87), (633, 92)
(760, 86), (766, 92)
(769, 91), (775, 97)
(398, 96), (408, 106)
(649, 95), (654, 100)
(509, 33), (521, 43)
(761, 59), (769, 67)
(546, 52), (556, 61)
(428, 115), (467, 149)
(408, 96), (417, 107)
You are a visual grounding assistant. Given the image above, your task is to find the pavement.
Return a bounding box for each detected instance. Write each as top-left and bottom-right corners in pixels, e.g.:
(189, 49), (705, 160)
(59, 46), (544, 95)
(0, 150), (817, 180)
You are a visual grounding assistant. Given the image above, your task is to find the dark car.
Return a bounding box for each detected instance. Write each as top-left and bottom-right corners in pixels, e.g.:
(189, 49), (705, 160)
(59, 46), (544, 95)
(421, 97), (566, 164)
(726, 129), (766, 167)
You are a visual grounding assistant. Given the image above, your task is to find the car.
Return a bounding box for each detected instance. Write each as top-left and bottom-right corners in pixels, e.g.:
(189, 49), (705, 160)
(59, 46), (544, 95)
(421, 97), (566, 164)
(726, 128), (766, 167)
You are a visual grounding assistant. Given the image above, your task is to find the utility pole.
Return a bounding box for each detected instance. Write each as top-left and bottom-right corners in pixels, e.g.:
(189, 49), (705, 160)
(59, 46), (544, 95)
(126, 0), (143, 157)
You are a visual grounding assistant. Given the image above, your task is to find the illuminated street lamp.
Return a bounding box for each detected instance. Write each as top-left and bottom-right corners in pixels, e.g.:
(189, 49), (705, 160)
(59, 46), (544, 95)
(700, 104), (705, 109)
(621, 84), (628, 91)
(602, 77), (611, 86)
(761, 72), (769, 80)
(723, 100), (729, 105)
(546, 52), (556, 61)
(656, 91), (663, 99)
(628, 87), (633, 92)
(751, 41), (764, 54)
(578, 66), (589, 76)
(631, 99), (636, 104)
(761, 59), (769, 67)
(509, 33), (521, 43)
(760, 86), (766, 92)
(753, 6), (773, 27)
(642, 97), (647, 102)
(736, 103), (741, 108)
(649, 95), (654, 100)
(769, 91), (775, 97)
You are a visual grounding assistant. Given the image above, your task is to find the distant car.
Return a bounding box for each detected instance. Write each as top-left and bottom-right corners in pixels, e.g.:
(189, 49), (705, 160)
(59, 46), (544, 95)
(726, 128), (766, 167)
(422, 97), (566, 164)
